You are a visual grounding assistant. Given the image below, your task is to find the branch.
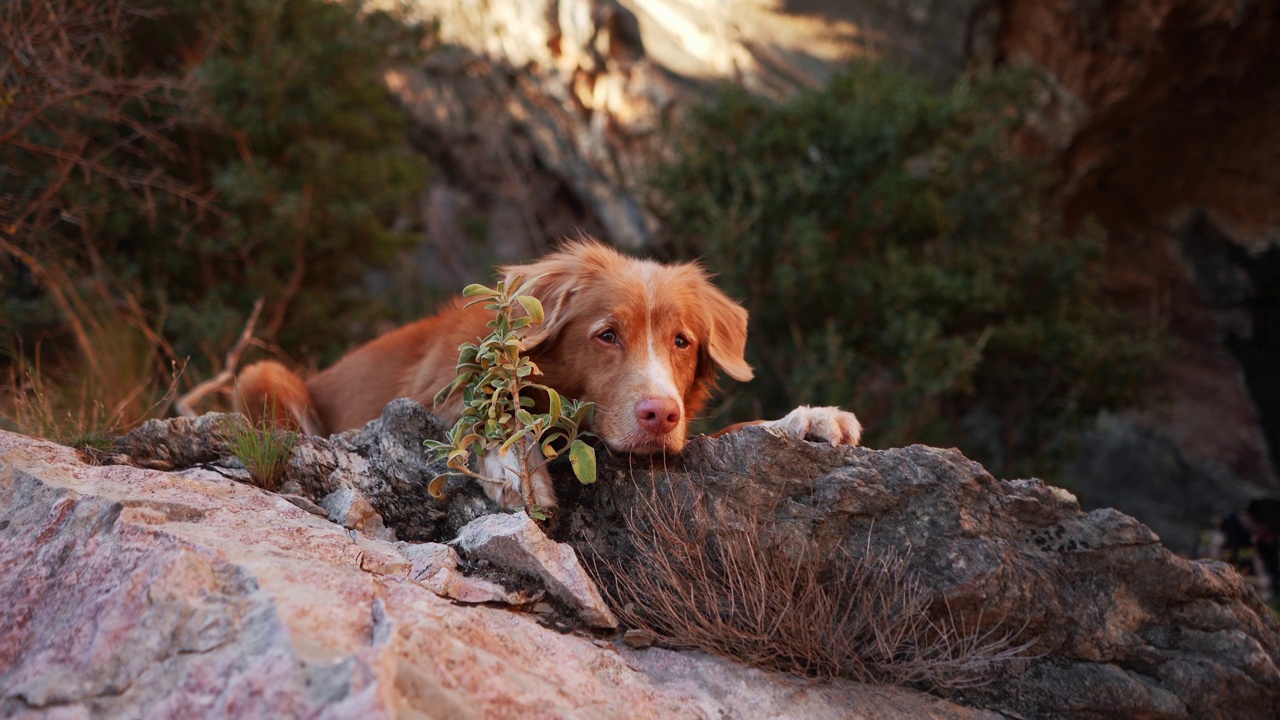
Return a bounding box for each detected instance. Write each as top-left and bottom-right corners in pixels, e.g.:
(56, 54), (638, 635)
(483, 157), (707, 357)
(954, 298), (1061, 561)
(172, 297), (264, 418)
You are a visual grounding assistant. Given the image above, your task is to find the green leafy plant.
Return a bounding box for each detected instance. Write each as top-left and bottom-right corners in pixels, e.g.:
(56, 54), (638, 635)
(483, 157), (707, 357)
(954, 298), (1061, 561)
(224, 398), (297, 490)
(652, 62), (1167, 478)
(424, 277), (596, 516)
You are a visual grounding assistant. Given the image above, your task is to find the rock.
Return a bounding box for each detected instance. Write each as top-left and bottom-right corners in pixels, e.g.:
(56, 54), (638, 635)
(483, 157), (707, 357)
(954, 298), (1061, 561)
(453, 511), (619, 630)
(101, 398), (1280, 717)
(398, 541), (540, 605)
(110, 399), (499, 543)
(380, 0), (997, 278)
(1, 429), (984, 719)
(550, 427), (1280, 719)
(1066, 413), (1260, 555)
(320, 487), (396, 542)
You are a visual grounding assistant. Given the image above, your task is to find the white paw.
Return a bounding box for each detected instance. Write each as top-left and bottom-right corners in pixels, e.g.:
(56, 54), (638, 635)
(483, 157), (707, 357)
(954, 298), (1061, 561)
(764, 406), (862, 447)
(479, 439), (557, 509)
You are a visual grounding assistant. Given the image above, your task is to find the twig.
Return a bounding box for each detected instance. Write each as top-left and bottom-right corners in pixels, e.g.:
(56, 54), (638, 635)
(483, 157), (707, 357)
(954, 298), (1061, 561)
(172, 297), (264, 417)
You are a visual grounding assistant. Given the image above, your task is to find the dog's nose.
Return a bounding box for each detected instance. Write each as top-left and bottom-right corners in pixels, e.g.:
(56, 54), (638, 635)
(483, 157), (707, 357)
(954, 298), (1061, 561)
(635, 397), (681, 435)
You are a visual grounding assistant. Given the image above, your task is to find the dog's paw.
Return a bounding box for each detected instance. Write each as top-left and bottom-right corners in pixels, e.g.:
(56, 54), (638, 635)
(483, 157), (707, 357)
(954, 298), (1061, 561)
(764, 406), (862, 447)
(478, 442), (558, 510)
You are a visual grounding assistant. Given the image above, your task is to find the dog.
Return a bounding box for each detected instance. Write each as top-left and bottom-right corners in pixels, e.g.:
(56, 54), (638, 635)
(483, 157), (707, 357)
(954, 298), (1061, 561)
(236, 241), (862, 507)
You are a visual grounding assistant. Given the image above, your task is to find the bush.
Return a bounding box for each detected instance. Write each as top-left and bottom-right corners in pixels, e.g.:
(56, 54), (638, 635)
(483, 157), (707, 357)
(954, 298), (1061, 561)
(1, 0), (430, 436)
(652, 64), (1165, 477)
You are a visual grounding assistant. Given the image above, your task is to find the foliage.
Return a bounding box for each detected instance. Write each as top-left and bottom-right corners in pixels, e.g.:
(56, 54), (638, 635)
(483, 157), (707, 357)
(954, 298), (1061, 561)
(2, 0), (431, 435)
(424, 277), (595, 516)
(652, 63), (1166, 477)
(223, 403), (297, 490)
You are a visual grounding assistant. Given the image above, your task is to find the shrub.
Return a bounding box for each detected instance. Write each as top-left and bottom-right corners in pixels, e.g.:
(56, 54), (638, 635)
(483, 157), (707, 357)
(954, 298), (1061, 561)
(424, 277), (595, 517)
(2, 0), (430, 439)
(652, 64), (1165, 477)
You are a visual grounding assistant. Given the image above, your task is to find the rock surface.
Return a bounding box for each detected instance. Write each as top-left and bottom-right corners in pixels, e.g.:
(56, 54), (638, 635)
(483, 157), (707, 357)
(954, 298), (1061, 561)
(453, 511), (618, 629)
(554, 427), (1280, 719)
(0, 429), (993, 719)
(77, 399), (1280, 717)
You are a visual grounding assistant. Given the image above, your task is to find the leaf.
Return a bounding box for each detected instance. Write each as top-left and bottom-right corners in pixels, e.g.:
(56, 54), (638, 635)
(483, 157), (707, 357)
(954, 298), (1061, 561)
(516, 409), (535, 426)
(547, 388), (562, 421)
(499, 431), (525, 456)
(570, 440), (596, 484)
(462, 283), (493, 297)
(516, 295), (544, 325)
(527, 505), (549, 521)
(427, 474), (450, 499)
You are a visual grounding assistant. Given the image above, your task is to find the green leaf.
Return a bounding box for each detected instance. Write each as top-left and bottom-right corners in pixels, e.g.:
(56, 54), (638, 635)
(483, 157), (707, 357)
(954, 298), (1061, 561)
(516, 295), (545, 325)
(527, 504), (549, 521)
(515, 409), (535, 426)
(462, 283), (493, 297)
(570, 440), (596, 484)
(499, 431), (525, 456)
(547, 388), (562, 421)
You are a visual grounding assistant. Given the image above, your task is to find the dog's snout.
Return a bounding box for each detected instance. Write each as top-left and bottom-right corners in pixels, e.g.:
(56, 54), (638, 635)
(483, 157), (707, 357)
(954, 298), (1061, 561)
(635, 397), (680, 435)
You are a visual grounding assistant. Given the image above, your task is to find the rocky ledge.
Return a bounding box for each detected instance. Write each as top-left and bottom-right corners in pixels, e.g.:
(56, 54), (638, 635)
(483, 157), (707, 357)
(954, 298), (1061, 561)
(3, 399), (1277, 719)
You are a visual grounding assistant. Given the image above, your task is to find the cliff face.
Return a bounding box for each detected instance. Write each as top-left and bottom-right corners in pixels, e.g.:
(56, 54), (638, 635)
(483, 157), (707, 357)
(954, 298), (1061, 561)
(997, 0), (1280, 528)
(381, 0), (1280, 550)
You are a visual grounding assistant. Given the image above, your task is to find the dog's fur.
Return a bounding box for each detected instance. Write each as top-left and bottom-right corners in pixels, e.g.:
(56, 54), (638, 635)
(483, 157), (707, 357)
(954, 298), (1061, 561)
(237, 241), (861, 506)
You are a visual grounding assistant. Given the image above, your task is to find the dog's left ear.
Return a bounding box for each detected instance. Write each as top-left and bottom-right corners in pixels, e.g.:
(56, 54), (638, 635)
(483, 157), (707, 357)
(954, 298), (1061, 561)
(500, 254), (579, 352)
(700, 287), (753, 382)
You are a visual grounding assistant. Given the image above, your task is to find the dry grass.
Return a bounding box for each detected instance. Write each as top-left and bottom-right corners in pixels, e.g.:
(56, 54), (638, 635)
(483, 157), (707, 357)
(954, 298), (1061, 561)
(1, 294), (183, 448)
(595, 475), (1029, 693)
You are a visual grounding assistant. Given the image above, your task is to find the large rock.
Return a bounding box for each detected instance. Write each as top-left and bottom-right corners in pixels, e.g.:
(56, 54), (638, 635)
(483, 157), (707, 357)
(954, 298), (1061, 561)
(82, 399), (1280, 717)
(0, 429), (993, 719)
(378, 0), (996, 276)
(554, 427), (1280, 719)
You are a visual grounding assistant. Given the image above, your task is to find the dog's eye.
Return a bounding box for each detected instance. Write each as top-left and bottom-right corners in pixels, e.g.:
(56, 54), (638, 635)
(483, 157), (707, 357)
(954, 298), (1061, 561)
(597, 330), (618, 345)
(674, 334), (690, 349)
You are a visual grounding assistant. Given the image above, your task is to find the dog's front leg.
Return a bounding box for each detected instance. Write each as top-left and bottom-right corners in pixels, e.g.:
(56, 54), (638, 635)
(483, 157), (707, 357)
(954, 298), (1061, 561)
(714, 406), (863, 447)
(478, 438), (557, 510)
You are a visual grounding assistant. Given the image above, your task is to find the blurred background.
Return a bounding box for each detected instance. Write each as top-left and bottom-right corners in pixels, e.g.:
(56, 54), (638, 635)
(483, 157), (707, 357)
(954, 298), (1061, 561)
(3, 0), (1277, 554)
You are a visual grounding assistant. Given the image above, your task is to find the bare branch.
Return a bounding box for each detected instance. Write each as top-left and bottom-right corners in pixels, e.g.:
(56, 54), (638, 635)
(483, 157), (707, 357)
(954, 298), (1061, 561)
(173, 297), (264, 418)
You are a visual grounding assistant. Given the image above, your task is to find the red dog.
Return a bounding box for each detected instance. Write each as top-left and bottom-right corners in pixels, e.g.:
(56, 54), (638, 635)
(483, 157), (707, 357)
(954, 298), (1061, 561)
(237, 241), (861, 506)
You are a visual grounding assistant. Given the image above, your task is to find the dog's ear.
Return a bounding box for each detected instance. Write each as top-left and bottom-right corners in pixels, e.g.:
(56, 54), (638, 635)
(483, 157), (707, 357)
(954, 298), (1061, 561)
(500, 252), (580, 352)
(700, 286), (753, 382)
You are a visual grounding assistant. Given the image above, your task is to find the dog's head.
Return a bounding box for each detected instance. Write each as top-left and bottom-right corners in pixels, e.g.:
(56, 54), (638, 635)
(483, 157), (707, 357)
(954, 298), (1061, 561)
(500, 241), (752, 453)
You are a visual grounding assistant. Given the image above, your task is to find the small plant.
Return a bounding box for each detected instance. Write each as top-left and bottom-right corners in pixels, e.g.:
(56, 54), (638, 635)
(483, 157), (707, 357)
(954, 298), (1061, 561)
(424, 277), (596, 516)
(224, 399), (297, 490)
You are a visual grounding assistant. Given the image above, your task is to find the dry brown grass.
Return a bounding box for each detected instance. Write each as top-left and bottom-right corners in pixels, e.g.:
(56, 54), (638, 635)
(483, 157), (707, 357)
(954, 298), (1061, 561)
(1, 287), (184, 448)
(595, 475), (1029, 692)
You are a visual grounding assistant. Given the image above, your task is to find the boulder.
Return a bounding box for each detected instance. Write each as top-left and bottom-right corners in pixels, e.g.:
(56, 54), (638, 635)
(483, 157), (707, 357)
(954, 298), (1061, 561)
(0, 429), (991, 719)
(9, 397), (1280, 718)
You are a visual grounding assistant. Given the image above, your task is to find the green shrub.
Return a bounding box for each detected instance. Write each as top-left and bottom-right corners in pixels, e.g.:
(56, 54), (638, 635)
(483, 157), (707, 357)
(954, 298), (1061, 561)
(653, 64), (1165, 477)
(2, 0), (430, 402)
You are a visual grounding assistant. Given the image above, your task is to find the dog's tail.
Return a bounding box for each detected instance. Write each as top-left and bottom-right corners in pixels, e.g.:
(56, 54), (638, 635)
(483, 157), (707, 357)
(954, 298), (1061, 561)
(235, 361), (325, 435)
